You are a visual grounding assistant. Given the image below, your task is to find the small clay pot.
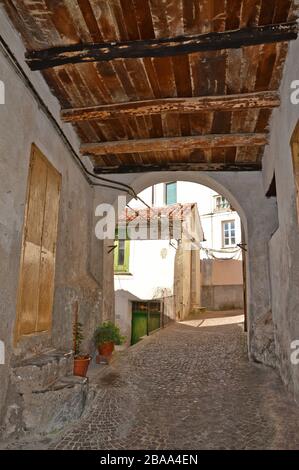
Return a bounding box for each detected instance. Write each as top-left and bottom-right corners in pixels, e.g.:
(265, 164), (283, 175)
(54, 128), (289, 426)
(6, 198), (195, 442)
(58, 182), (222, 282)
(73, 355), (91, 377)
(98, 341), (115, 357)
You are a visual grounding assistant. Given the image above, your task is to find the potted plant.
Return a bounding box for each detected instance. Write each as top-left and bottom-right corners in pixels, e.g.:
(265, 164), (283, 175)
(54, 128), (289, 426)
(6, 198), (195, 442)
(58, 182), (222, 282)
(94, 321), (125, 358)
(73, 319), (91, 377)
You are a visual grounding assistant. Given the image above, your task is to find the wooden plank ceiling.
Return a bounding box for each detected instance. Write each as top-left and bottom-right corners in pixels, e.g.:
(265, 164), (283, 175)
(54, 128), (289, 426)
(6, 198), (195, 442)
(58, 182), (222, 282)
(3, 0), (297, 174)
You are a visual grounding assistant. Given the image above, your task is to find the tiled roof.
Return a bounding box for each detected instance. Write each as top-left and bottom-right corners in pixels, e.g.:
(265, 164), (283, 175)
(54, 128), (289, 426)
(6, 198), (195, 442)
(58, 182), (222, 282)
(118, 203), (196, 224)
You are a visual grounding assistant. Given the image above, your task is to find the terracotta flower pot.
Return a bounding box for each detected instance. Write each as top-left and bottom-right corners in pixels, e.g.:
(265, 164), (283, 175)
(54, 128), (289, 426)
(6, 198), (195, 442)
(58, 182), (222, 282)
(73, 355), (91, 377)
(98, 341), (115, 357)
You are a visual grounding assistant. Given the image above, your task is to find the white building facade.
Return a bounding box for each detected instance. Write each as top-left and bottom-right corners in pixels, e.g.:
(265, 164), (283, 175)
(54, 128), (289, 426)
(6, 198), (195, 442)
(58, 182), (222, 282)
(114, 182), (244, 313)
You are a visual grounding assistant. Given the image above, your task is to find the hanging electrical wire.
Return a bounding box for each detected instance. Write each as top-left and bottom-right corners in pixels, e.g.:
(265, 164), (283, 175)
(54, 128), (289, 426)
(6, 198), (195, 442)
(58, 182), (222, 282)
(0, 33), (138, 198)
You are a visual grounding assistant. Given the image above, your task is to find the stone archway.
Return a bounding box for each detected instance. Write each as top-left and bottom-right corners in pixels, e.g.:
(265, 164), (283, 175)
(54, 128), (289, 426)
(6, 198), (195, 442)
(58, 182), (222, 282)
(96, 170), (278, 366)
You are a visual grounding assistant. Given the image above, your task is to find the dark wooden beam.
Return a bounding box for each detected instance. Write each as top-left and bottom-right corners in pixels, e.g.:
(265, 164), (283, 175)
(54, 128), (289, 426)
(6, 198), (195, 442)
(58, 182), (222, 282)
(81, 133), (268, 156)
(61, 91), (280, 122)
(26, 22), (298, 70)
(93, 162), (262, 174)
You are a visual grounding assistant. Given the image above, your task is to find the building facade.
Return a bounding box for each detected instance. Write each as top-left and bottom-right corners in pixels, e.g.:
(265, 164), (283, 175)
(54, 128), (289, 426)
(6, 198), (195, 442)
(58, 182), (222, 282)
(117, 182), (244, 311)
(1, 1), (299, 441)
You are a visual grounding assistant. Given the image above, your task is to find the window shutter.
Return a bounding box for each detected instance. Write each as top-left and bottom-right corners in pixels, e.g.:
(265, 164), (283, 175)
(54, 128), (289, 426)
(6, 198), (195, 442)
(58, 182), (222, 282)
(166, 182), (177, 205)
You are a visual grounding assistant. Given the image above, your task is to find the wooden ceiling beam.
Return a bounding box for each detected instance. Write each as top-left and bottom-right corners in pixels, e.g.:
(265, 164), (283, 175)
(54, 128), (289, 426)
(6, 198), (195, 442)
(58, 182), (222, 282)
(93, 162), (262, 174)
(61, 91), (280, 122)
(81, 133), (268, 156)
(26, 22), (298, 70)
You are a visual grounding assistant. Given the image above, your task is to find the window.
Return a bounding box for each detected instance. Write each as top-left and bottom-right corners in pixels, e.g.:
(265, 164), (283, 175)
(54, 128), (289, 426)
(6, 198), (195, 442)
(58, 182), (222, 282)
(291, 121), (299, 224)
(151, 185), (155, 207)
(222, 220), (236, 247)
(114, 239), (130, 273)
(165, 182), (177, 205)
(15, 144), (61, 342)
(215, 195), (230, 212)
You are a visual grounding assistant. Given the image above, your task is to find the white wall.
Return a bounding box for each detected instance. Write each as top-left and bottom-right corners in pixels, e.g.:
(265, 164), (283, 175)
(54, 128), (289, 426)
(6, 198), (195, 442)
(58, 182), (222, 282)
(130, 181), (242, 259)
(262, 35), (299, 400)
(0, 9), (106, 427)
(114, 239), (176, 300)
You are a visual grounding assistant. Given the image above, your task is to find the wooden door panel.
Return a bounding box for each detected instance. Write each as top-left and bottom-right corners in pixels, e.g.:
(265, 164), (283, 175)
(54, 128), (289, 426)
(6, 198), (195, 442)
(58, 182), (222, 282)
(16, 145), (61, 341)
(17, 241), (41, 336)
(36, 249), (55, 332)
(37, 167), (61, 332)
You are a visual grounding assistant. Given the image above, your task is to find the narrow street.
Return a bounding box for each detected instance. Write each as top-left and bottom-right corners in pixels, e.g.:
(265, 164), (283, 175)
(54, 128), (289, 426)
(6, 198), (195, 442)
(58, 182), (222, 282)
(49, 313), (299, 450)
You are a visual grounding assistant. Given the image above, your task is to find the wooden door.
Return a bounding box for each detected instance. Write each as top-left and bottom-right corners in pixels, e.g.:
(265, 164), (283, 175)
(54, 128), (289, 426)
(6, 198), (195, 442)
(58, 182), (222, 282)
(241, 224), (248, 332)
(131, 301), (161, 345)
(15, 145), (61, 341)
(291, 121), (299, 224)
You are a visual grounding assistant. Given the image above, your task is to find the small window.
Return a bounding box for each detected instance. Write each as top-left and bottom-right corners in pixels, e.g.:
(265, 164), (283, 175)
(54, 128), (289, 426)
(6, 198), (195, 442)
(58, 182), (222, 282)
(165, 182), (177, 205)
(151, 186), (155, 207)
(114, 239), (130, 273)
(291, 121), (299, 224)
(15, 144), (61, 342)
(222, 220), (236, 247)
(215, 195), (230, 212)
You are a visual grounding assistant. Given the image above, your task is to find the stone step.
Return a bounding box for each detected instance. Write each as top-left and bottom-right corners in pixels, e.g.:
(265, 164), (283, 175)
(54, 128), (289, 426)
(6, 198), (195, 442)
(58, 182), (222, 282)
(6, 350), (89, 436)
(22, 375), (88, 434)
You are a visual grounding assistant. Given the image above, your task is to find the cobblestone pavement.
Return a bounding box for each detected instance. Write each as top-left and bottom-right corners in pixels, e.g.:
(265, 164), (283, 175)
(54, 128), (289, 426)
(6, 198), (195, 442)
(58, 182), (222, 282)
(50, 315), (299, 450)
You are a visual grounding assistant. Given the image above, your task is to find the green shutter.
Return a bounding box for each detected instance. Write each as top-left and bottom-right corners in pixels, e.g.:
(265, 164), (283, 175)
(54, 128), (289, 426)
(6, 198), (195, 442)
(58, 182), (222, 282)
(166, 182), (177, 205)
(114, 240), (130, 273)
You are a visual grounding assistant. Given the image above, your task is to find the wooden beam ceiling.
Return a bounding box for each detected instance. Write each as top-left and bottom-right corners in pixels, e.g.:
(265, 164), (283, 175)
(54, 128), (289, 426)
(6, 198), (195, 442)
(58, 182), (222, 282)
(81, 133), (268, 156)
(61, 91), (280, 123)
(93, 162), (262, 174)
(25, 22), (298, 70)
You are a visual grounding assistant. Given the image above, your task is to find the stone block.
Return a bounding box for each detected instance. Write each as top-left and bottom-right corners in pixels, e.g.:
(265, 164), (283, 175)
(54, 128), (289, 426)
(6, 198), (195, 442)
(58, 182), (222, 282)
(96, 354), (110, 364)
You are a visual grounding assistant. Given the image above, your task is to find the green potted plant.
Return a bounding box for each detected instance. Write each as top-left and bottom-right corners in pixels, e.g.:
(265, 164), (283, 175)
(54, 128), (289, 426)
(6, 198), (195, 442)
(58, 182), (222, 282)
(73, 319), (91, 377)
(94, 321), (125, 358)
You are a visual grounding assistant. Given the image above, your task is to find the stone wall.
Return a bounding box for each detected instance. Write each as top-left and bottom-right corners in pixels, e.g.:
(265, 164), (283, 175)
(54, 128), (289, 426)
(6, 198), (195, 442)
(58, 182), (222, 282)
(115, 290), (141, 348)
(263, 36), (299, 400)
(201, 259), (244, 310)
(0, 11), (110, 436)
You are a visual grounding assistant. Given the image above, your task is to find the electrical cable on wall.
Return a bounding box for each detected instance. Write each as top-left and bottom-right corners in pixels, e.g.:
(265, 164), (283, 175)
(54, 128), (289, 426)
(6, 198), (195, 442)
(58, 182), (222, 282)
(0, 33), (139, 198)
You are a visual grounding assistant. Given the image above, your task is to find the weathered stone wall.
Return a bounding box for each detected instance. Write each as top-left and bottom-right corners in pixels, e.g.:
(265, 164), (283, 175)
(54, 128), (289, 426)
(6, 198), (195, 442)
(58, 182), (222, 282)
(173, 244), (192, 320)
(263, 36), (299, 400)
(115, 290), (141, 348)
(0, 11), (108, 434)
(94, 172), (278, 365)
